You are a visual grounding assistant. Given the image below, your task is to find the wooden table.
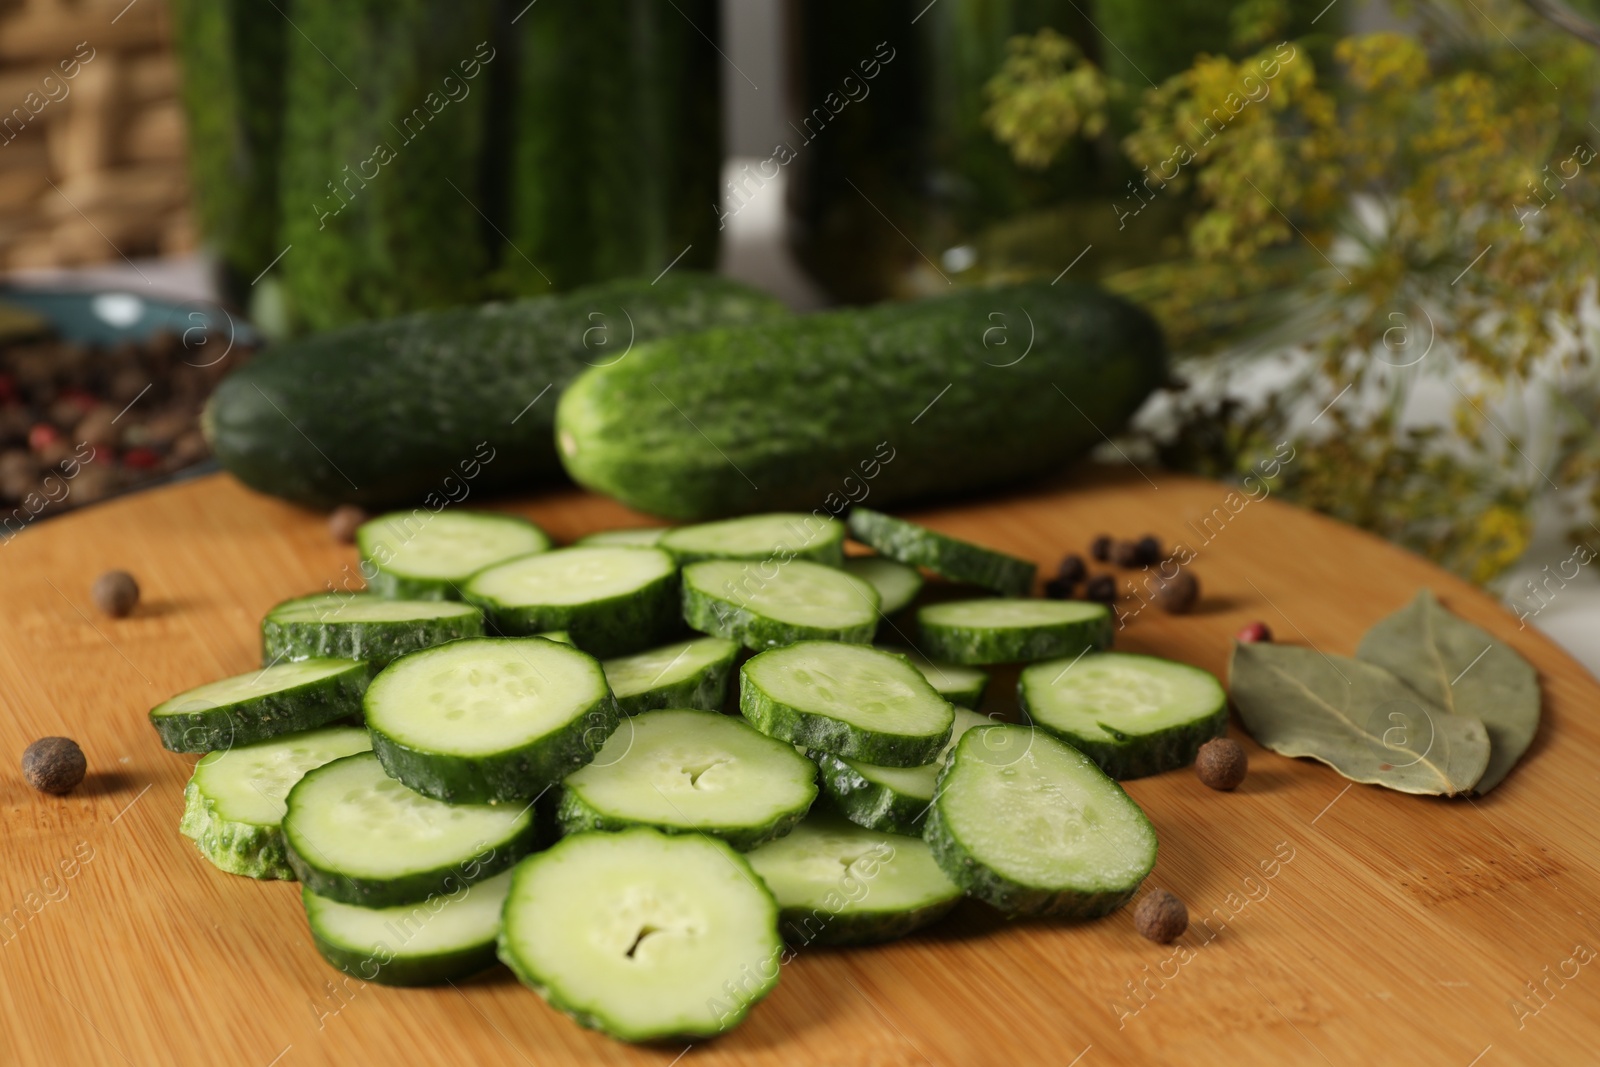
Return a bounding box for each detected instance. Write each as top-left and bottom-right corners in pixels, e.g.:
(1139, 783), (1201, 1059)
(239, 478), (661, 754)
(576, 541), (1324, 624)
(2, 470), (1597, 1067)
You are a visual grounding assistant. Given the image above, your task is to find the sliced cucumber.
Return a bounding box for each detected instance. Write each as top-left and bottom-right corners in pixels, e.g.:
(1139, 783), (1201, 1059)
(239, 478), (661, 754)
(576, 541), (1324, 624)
(811, 708), (994, 836)
(357, 510), (551, 599)
(557, 708), (816, 850)
(843, 557), (923, 614)
(847, 508), (1036, 596)
(365, 637), (618, 804)
(602, 636), (740, 716)
(682, 559), (879, 650)
(924, 724), (1156, 918)
(261, 593), (483, 668)
(881, 645), (988, 708)
(283, 752), (536, 907)
(745, 814), (962, 945)
(740, 642), (953, 767)
(150, 659), (370, 753)
(498, 828), (782, 1042)
(660, 512), (846, 566)
(536, 630), (575, 645)
(917, 598), (1112, 665)
(462, 545), (680, 658)
(303, 868), (513, 986)
(577, 527), (668, 547)
(180, 726), (372, 878)
(1019, 652), (1227, 779)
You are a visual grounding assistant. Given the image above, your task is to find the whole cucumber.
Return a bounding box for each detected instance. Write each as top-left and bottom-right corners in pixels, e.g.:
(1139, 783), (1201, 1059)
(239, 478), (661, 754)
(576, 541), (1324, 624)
(555, 282), (1165, 519)
(205, 274), (787, 508)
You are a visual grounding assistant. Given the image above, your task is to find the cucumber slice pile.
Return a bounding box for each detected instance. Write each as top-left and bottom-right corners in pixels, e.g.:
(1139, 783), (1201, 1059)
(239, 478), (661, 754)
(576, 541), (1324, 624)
(282, 752), (537, 907)
(304, 868), (514, 987)
(925, 725), (1157, 918)
(660, 512), (845, 566)
(842, 557), (924, 614)
(917, 597), (1112, 665)
(262, 593), (483, 667)
(1019, 652), (1227, 779)
(848, 507), (1037, 597)
(498, 828), (782, 1042)
(365, 637), (618, 803)
(741, 642), (954, 766)
(181, 726), (372, 878)
(682, 558), (880, 649)
(811, 707), (994, 835)
(745, 815), (962, 946)
(357, 510), (551, 599)
(881, 645), (988, 708)
(150, 658), (370, 752)
(463, 545), (680, 657)
(557, 708), (817, 849)
(602, 636), (739, 715)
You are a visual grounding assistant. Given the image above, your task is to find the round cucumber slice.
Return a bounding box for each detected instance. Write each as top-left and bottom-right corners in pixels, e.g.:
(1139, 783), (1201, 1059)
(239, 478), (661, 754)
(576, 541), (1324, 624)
(847, 508), (1036, 596)
(149, 658), (371, 753)
(879, 645), (988, 708)
(682, 558), (880, 650)
(576, 527), (669, 547)
(811, 707), (994, 835)
(924, 725), (1156, 918)
(303, 868), (513, 986)
(366, 637), (619, 803)
(357, 510), (551, 599)
(557, 708), (817, 850)
(497, 828), (783, 1042)
(602, 636), (740, 716)
(462, 545), (680, 658)
(740, 642), (954, 767)
(180, 726), (372, 879)
(745, 815), (962, 946)
(1019, 652), (1227, 779)
(535, 630), (575, 645)
(660, 512), (846, 566)
(261, 593), (483, 667)
(283, 752), (537, 907)
(916, 597), (1112, 665)
(842, 557), (923, 614)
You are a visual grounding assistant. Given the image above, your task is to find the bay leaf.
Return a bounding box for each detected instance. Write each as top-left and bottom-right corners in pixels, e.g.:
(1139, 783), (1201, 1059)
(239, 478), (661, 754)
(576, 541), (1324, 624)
(1356, 589), (1540, 794)
(1229, 643), (1490, 796)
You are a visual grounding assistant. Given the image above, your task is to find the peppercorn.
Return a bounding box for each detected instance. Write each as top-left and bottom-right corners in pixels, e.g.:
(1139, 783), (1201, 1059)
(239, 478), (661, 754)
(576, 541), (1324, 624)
(1090, 534), (1112, 562)
(1236, 621), (1272, 643)
(1084, 574), (1117, 604)
(1133, 535), (1162, 566)
(1043, 577), (1075, 600)
(91, 570), (139, 617)
(22, 737), (86, 795)
(1056, 553), (1087, 585)
(328, 504), (368, 545)
(1134, 888), (1188, 944)
(1195, 737), (1248, 791)
(1153, 571), (1200, 614)
(1110, 539), (1141, 567)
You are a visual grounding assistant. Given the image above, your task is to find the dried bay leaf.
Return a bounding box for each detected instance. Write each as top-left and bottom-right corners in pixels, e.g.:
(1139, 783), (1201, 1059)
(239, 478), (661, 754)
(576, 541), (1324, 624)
(1357, 589), (1540, 794)
(1229, 643), (1490, 796)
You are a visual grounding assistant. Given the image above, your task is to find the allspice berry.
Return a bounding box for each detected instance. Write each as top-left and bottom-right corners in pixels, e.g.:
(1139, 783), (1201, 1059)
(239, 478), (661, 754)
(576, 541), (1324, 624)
(91, 570), (139, 618)
(1134, 888), (1188, 944)
(22, 737), (86, 795)
(1196, 737), (1248, 791)
(328, 504), (368, 544)
(1153, 571), (1200, 614)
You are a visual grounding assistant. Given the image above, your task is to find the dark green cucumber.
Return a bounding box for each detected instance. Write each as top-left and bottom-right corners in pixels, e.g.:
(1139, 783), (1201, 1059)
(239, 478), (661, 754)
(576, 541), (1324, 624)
(682, 559), (880, 650)
(602, 636), (740, 716)
(365, 637), (619, 803)
(917, 598), (1112, 665)
(282, 752), (537, 907)
(847, 509), (1036, 596)
(357, 510), (551, 599)
(205, 274), (786, 509)
(843, 557), (924, 614)
(461, 545), (681, 658)
(150, 659), (370, 753)
(924, 725), (1156, 918)
(659, 513), (846, 566)
(1019, 652), (1227, 779)
(811, 707), (994, 835)
(740, 642), (954, 767)
(555, 281), (1166, 519)
(260, 593), (483, 668)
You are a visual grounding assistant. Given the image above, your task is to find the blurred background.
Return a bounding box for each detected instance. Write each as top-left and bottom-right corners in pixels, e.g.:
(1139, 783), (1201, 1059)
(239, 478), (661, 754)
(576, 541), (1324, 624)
(3, 0), (1600, 670)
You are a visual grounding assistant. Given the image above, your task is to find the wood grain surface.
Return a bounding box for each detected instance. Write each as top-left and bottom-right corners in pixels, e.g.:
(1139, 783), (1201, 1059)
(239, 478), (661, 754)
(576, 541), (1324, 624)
(2, 469), (1597, 1067)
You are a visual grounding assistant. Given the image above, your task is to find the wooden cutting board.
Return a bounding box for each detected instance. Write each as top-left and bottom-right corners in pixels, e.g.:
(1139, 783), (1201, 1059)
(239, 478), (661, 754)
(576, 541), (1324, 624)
(2, 469), (1597, 1067)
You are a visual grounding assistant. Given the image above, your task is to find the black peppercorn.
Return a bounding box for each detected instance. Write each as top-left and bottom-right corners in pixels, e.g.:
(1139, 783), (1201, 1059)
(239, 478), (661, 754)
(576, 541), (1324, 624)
(1056, 553), (1087, 585)
(1133, 535), (1162, 566)
(1090, 535), (1112, 562)
(1084, 574), (1117, 604)
(1110, 540), (1141, 567)
(1043, 577), (1075, 600)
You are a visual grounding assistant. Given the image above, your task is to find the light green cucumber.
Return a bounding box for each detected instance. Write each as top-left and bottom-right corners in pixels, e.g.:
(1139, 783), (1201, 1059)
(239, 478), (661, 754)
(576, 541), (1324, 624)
(881, 645), (989, 708)
(843, 557), (923, 614)
(682, 558), (880, 650)
(357, 510), (550, 599)
(576, 527), (669, 547)
(261, 593), (483, 667)
(848, 508), (1036, 596)
(917, 598), (1112, 665)
(660, 513), (846, 566)
(602, 636), (740, 716)
(810, 707), (993, 835)
(150, 659), (370, 753)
